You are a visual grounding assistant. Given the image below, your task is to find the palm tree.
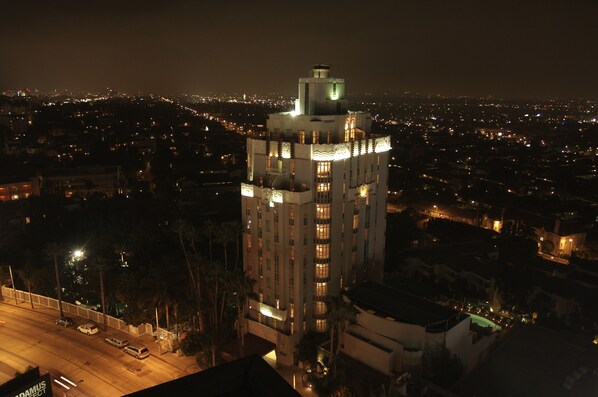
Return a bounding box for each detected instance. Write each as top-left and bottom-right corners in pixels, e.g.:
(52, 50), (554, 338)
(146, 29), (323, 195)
(172, 219), (204, 333)
(327, 295), (357, 375)
(203, 219), (217, 264)
(229, 272), (256, 357)
(91, 257), (110, 331)
(17, 265), (37, 309)
(44, 243), (65, 318)
(214, 221), (237, 269)
(142, 263), (186, 331)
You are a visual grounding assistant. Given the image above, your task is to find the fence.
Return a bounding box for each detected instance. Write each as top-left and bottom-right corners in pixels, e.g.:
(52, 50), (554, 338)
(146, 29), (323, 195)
(1, 286), (154, 337)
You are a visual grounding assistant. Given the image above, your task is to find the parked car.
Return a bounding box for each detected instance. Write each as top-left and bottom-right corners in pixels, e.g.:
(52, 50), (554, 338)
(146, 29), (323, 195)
(77, 323), (99, 335)
(124, 345), (150, 359)
(55, 317), (75, 327)
(104, 337), (129, 348)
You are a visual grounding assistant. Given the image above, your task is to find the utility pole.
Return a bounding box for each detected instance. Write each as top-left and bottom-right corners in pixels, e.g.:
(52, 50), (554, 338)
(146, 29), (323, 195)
(9, 265), (17, 305)
(155, 306), (163, 355)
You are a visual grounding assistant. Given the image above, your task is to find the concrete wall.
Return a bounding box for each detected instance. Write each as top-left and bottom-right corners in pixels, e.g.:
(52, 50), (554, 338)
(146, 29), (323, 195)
(354, 305), (426, 350)
(343, 332), (395, 376)
(343, 324), (406, 373)
(247, 318), (278, 344)
(246, 318), (298, 366)
(442, 315), (472, 364)
(277, 331), (299, 366)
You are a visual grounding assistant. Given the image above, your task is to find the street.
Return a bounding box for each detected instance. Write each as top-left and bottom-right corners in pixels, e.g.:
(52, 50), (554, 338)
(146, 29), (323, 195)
(0, 301), (189, 396)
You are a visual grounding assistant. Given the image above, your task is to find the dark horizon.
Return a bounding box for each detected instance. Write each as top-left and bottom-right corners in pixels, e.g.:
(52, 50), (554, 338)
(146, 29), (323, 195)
(1, 0), (597, 99)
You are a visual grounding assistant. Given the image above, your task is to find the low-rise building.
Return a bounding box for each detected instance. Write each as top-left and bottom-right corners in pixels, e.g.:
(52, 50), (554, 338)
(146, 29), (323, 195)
(341, 282), (496, 376)
(0, 177), (40, 201)
(535, 217), (587, 260)
(40, 165), (125, 198)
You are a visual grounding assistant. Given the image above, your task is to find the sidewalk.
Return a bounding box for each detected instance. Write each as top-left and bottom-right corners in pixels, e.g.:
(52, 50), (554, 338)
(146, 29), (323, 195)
(136, 333), (199, 374)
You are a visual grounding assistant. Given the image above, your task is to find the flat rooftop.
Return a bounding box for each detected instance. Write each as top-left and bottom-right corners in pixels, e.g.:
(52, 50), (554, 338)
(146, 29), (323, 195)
(127, 355), (299, 397)
(346, 282), (465, 331)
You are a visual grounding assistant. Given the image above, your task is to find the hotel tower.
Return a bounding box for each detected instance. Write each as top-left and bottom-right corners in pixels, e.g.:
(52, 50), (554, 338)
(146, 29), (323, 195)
(241, 65), (390, 365)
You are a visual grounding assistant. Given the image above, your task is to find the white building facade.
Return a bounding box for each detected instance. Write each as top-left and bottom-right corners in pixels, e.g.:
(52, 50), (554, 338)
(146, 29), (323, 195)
(241, 65), (390, 365)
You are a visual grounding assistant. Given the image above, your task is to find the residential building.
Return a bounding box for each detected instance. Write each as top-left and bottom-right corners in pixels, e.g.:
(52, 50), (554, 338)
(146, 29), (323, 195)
(40, 165), (125, 198)
(535, 217), (587, 260)
(241, 65), (391, 365)
(0, 177), (40, 201)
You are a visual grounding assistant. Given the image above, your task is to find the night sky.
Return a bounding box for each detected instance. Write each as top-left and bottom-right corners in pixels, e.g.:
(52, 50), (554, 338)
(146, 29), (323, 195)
(1, 0), (597, 98)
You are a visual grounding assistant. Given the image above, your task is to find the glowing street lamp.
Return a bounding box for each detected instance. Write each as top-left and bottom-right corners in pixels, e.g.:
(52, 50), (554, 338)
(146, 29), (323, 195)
(72, 249), (85, 261)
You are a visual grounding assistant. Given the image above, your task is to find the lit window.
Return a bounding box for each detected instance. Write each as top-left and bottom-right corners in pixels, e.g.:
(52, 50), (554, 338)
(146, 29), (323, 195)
(316, 263), (329, 278)
(316, 161), (331, 178)
(353, 214), (359, 230)
(316, 224), (330, 239)
(315, 301), (327, 315)
(316, 244), (329, 259)
(316, 319), (327, 333)
(317, 182), (330, 192)
(315, 282), (328, 296)
(316, 203), (331, 219)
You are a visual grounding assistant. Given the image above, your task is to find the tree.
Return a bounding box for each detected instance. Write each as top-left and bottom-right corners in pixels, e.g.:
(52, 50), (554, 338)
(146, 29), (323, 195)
(90, 257), (110, 331)
(298, 332), (327, 367)
(142, 263), (186, 331)
(327, 296), (358, 375)
(422, 342), (463, 387)
(214, 221), (238, 269)
(202, 219), (217, 264)
(172, 219), (204, 333)
(229, 271), (256, 357)
(17, 264), (38, 310)
(44, 243), (65, 318)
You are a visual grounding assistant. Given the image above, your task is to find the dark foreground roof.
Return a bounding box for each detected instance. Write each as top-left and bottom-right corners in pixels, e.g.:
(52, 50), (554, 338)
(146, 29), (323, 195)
(453, 325), (598, 397)
(346, 282), (465, 331)
(126, 355), (300, 397)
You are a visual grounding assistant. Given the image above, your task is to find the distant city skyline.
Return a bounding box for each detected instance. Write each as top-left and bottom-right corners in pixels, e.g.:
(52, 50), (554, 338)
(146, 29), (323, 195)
(1, 0), (597, 99)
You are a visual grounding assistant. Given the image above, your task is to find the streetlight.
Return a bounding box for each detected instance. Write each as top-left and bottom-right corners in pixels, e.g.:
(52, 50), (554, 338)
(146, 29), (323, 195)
(72, 249), (85, 261)
(568, 238), (573, 258)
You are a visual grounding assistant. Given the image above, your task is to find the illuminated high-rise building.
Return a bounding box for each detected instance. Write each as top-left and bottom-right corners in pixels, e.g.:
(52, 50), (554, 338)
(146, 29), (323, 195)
(241, 65), (390, 365)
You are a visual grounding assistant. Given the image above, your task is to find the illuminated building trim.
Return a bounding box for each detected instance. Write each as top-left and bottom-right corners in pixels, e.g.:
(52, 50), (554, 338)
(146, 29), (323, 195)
(281, 142), (291, 159)
(374, 136), (391, 153)
(311, 137), (390, 161)
(249, 299), (287, 321)
(241, 183), (254, 197)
